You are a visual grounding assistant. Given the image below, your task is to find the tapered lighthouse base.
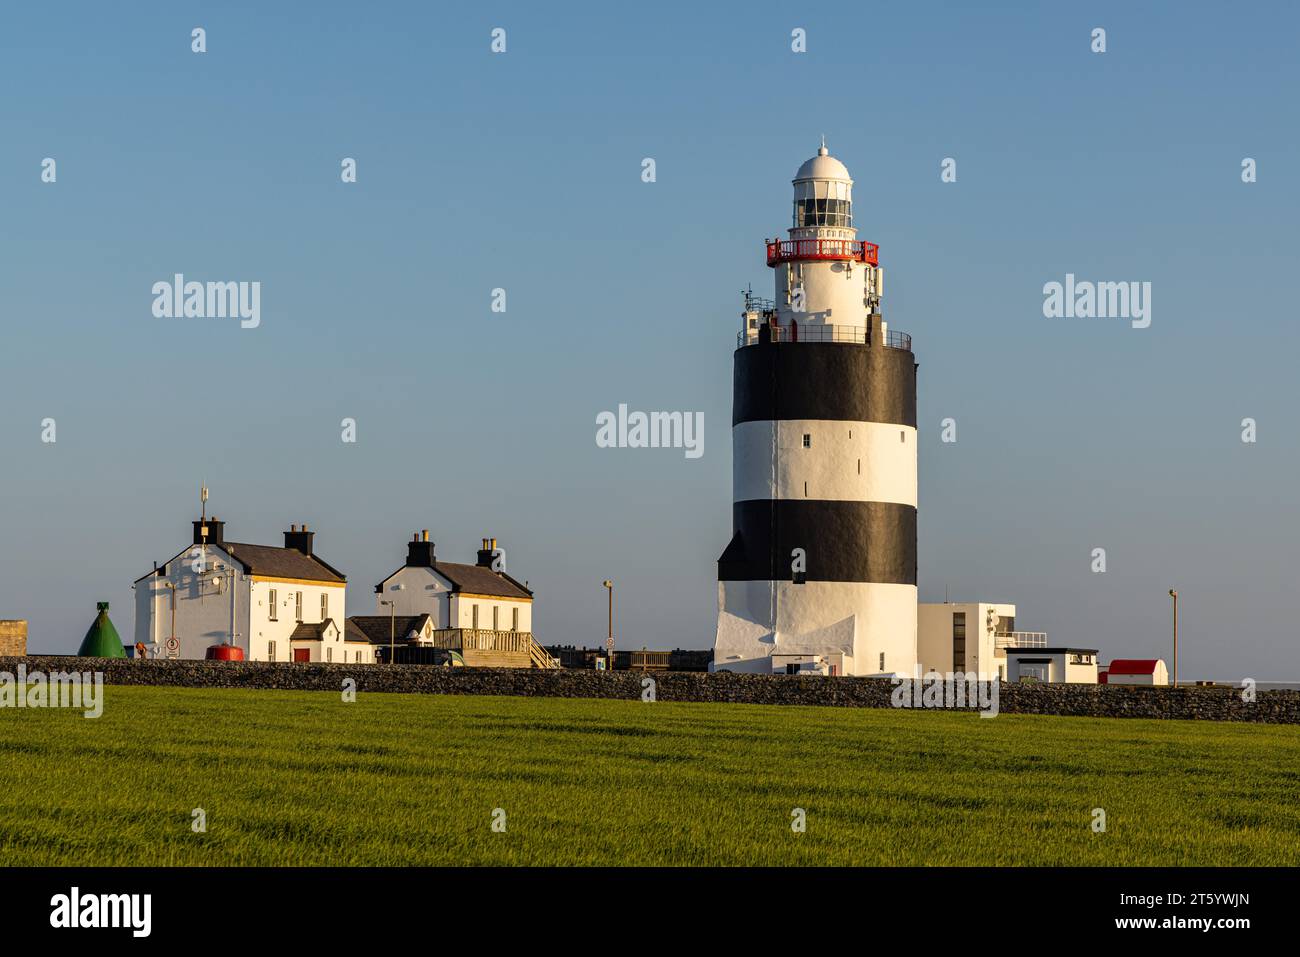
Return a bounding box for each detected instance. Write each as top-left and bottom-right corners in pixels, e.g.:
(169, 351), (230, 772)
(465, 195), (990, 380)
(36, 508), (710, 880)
(713, 580), (917, 676)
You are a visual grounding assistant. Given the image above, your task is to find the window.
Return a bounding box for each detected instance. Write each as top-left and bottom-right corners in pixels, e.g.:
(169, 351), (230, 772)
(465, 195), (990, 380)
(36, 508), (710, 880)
(952, 612), (966, 672)
(472, 604), (479, 630)
(327, 648), (333, 663)
(321, 593), (329, 621)
(512, 607), (519, 632)
(857, 458), (861, 475)
(493, 606), (499, 631)
(269, 589), (278, 621)
(295, 592), (303, 622)
(786, 663), (801, 675)
(879, 652), (886, 671)
(792, 179), (852, 228)
(802, 433), (811, 448)
(268, 641), (276, 661)
(900, 431), (905, 442)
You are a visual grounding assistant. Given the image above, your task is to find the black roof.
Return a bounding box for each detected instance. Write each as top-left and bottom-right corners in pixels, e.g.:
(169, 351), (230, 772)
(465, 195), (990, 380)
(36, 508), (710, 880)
(222, 542), (346, 584)
(376, 561), (532, 600)
(346, 614), (433, 644)
(289, 620), (340, 641)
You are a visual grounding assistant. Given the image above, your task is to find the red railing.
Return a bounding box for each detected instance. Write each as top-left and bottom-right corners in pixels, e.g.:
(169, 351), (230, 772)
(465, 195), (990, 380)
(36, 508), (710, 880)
(766, 238), (879, 267)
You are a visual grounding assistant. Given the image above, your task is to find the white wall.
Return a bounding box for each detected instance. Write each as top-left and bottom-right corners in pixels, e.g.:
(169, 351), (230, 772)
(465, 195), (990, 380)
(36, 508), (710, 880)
(248, 579), (346, 662)
(715, 580), (915, 676)
(133, 545), (250, 660)
(775, 259), (872, 328)
(918, 603), (1015, 680)
(733, 419), (916, 505)
(450, 594), (532, 632)
(376, 566), (451, 625)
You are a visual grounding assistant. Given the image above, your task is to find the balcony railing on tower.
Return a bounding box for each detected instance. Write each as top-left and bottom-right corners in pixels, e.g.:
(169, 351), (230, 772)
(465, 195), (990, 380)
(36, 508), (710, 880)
(766, 238), (879, 267)
(737, 322), (911, 351)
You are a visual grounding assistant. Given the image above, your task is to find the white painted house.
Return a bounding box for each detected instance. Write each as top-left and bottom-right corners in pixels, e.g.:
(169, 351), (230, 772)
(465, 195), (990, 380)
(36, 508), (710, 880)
(375, 532), (533, 632)
(133, 516), (374, 663)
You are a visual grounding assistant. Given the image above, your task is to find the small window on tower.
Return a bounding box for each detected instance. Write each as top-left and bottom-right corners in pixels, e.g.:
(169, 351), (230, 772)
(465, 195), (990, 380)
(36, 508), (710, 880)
(803, 434), (811, 448)
(880, 652), (886, 671)
(900, 430), (906, 442)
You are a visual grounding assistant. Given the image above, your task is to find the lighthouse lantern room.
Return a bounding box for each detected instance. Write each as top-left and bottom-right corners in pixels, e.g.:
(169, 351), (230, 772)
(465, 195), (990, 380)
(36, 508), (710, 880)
(715, 142), (918, 677)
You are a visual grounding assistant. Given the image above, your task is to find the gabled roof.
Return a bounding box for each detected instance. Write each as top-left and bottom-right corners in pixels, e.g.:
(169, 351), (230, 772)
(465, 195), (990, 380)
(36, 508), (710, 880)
(290, 619), (340, 641)
(432, 561), (532, 600)
(376, 562), (532, 600)
(1106, 659), (1162, 675)
(221, 542), (345, 584)
(136, 541), (346, 585)
(346, 614), (433, 645)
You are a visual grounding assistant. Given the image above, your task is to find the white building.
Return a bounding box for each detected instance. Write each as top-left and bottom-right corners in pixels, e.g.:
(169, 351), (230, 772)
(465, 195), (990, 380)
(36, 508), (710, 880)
(918, 602), (1018, 680)
(1004, 647), (1099, 684)
(133, 516), (374, 663)
(374, 532), (534, 632)
(714, 143), (918, 677)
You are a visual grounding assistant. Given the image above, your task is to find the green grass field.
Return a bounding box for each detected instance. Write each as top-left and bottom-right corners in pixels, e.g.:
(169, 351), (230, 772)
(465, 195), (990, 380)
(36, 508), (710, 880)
(1, 685), (1297, 865)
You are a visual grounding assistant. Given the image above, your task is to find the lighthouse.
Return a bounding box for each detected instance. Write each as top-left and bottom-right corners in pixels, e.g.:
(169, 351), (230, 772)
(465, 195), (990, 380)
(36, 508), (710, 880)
(713, 142), (918, 677)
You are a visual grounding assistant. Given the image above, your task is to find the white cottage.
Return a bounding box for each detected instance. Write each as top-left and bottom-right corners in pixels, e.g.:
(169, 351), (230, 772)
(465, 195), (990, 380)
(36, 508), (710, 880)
(375, 532), (534, 633)
(133, 517), (374, 663)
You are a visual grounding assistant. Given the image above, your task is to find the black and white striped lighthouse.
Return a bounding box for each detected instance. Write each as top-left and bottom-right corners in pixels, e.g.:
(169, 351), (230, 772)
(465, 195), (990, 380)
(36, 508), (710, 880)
(713, 142), (918, 677)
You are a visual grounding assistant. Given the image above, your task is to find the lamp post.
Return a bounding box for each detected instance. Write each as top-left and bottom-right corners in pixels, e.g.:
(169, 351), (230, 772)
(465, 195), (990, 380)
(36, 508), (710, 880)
(602, 580), (614, 669)
(1168, 589), (1178, 687)
(380, 599), (396, 665)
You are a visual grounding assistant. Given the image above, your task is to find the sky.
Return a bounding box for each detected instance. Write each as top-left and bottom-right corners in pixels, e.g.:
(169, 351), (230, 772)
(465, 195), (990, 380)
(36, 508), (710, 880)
(1, 1), (1297, 680)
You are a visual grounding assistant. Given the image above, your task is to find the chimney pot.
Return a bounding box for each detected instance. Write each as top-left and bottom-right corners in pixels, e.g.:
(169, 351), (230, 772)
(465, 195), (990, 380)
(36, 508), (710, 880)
(422, 529), (429, 542)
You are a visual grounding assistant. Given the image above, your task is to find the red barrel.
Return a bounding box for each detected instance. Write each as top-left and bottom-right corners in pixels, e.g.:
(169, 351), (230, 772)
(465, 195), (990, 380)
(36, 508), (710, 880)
(206, 643), (245, 661)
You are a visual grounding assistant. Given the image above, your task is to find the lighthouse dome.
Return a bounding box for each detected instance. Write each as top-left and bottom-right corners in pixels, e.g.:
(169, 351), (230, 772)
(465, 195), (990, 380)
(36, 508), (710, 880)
(793, 141), (852, 183)
(792, 140), (853, 229)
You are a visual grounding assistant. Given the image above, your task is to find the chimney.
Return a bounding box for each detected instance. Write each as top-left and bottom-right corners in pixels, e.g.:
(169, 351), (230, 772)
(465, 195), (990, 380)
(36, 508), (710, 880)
(406, 530), (435, 567)
(477, 537), (496, 568)
(284, 523), (314, 556)
(193, 517), (225, 546)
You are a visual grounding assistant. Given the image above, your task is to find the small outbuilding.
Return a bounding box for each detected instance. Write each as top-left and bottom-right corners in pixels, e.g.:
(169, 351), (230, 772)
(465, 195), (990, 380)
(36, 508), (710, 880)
(1101, 658), (1168, 686)
(1004, 646), (1098, 684)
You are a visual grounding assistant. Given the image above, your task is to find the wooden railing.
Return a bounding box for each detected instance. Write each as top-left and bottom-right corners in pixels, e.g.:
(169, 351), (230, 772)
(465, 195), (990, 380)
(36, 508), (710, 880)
(424, 628), (559, 668)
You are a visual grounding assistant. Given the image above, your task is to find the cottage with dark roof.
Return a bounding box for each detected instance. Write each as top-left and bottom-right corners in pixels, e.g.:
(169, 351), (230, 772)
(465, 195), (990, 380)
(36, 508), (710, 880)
(362, 531), (555, 667)
(375, 531), (533, 630)
(132, 511), (373, 664)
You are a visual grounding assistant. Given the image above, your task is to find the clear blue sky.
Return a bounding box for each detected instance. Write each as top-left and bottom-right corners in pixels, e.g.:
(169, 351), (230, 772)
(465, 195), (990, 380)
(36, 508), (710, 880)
(2, 1), (1297, 680)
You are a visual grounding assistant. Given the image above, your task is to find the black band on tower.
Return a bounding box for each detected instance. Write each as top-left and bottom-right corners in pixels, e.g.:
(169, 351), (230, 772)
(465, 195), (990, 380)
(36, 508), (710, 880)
(733, 341), (917, 427)
(718, 499), (917, 584)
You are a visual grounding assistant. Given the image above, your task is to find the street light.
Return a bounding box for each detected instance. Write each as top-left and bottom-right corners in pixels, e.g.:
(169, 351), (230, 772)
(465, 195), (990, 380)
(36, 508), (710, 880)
(1168, 589), (1178, 687)
(380, 599), (396, 665)
(602, 580), (614, 669)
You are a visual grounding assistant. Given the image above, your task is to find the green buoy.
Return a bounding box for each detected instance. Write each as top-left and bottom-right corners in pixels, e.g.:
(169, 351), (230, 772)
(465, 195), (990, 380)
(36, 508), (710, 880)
(78, 601), (127, 658)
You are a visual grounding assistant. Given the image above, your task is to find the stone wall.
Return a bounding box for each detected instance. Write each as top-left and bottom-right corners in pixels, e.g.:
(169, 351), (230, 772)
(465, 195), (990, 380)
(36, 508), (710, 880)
(0, 622), (27, 657)
(3, 656), (1297, 723)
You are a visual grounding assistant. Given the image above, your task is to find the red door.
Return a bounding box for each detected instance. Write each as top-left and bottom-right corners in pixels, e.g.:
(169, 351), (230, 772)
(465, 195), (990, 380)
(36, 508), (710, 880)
(293, 648), (310, 663)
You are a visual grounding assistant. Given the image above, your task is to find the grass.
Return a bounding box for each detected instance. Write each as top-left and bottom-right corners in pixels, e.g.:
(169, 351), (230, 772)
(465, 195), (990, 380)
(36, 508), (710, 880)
(1, 685), (1297, 865)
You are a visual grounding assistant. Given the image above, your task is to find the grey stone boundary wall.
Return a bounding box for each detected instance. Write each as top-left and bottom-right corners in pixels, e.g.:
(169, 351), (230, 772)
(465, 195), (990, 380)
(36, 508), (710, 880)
(4, 656), (1298, 723)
